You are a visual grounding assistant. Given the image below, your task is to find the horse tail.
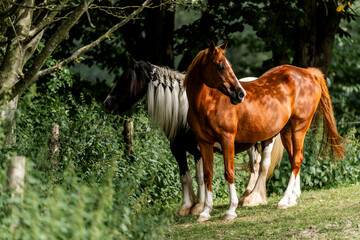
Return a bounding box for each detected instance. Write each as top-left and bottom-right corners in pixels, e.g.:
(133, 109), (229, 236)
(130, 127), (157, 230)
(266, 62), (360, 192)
(308, 67), (348, 159)
(266, 135), (284, 180)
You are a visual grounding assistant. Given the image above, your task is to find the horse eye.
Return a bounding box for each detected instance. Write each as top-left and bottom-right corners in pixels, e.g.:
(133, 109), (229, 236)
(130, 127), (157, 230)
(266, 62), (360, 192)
(217, 64), (225, 71)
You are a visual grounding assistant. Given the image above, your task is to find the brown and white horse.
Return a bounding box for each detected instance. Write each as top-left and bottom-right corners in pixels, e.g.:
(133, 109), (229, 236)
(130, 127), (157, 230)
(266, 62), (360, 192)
(185, 42), (346, 222)
(103, 55), (283, 216)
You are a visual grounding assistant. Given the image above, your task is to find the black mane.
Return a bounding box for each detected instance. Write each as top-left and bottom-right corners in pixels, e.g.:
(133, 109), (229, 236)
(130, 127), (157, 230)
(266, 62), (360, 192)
(128, 60), (154, 98)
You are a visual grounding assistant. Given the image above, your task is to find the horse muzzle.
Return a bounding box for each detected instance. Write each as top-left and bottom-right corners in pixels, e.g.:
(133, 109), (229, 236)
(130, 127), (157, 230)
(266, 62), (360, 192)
(103, 96), (117, 115)
(229, 89), (246, 105)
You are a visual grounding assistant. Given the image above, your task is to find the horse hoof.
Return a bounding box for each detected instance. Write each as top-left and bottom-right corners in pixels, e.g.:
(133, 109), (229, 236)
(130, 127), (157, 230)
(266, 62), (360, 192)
(197, 215), (210, 222)
(242, 194), (267, 207)
(222, 214), (236, 221)
(191, 202), (204, 215)
(277, 197), (296, 209)
(178, 207), (191, 216)
(277, 203), (289, 209)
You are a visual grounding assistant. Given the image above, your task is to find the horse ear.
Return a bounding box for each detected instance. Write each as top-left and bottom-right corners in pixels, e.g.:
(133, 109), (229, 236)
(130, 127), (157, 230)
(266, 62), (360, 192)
(219, 41), (228, 51)
(127, 54), (136, 68)
(208, 41), (216, 55)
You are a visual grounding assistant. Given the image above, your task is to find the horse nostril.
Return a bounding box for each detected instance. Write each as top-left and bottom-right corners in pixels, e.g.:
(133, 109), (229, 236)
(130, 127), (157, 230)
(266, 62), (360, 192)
(239, 92), (245, 99)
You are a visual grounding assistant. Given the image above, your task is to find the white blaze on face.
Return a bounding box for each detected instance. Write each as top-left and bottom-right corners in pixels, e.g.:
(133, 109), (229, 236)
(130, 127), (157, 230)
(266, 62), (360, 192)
(239, 77), (257, 82)
(225, 57), (246, 101)
(225, 59), (231, 69)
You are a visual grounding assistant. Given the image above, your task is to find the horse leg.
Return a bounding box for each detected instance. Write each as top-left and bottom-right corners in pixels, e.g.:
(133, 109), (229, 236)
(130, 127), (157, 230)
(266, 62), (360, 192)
(242, 138), (275, 206)
(170, 140), (195, 216)
(197, 140), (214, 222)
(294, 169), (301, 198)
(278, 122), (308, 209)
(221, 135), (239, 221)
(191, 157), (206, 215)
(238, 145), (261, 206)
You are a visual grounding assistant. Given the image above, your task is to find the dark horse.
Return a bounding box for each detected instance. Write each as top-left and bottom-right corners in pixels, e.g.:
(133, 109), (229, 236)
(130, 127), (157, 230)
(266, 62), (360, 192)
(185, 42), (346, 222)
(104, 55), (283, 216)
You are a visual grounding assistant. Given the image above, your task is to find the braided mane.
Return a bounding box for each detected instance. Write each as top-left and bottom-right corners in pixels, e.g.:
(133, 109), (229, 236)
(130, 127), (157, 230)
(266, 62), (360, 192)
(147, 65), (188, 141)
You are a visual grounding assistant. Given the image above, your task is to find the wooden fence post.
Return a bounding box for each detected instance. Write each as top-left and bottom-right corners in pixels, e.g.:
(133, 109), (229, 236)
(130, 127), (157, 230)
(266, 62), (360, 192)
(123, 119), (134, 161)
(49, 124), (60, 168)
(6, 156), (26, 230)
(6, 156), (26, 199)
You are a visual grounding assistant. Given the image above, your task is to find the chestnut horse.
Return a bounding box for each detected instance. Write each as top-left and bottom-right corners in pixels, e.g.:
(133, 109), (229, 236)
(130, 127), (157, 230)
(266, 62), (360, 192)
(103, 55), (283, 216)
(185, 42), (346, 222)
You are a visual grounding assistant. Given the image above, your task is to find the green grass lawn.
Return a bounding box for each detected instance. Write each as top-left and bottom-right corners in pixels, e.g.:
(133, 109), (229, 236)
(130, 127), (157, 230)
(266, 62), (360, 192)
(168, 184), (360, 239)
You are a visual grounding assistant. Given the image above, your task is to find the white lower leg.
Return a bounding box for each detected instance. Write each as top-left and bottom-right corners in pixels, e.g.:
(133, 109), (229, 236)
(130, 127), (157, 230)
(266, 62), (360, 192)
(278, 172), (297, 208)
(178, 171), (195, 215)
(243, 141), (273, 206)
(196, 158), (206, 204)
(293, 170), (301, 198)
(199, 190), (213, 219)
(244, 148), (260, 194)
(225, 183), (238, 217)
(191, 158), (206, 215)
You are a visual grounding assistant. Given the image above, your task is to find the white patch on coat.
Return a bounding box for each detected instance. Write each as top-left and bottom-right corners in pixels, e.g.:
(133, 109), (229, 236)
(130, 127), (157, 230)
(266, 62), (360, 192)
(242, 138), (274, 206)
(239, 77), (257, 82)
(214, 142), (222, 151)
(294, 170), (301, 198)
(180, 171), (195, 209)
(196, 158), (206, 204)
(199, 190), (213, 218)
(278, 171), (297, 208)
(225, 59), (231, 68)
(226, 183), (238, 217)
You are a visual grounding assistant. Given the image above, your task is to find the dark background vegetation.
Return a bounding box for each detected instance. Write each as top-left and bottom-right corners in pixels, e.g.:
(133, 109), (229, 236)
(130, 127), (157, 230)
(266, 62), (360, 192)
(0, 0), (359, 239)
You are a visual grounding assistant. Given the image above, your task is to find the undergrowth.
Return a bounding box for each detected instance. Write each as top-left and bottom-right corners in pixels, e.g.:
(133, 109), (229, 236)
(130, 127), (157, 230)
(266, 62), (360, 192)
(0, 65), (358, 239)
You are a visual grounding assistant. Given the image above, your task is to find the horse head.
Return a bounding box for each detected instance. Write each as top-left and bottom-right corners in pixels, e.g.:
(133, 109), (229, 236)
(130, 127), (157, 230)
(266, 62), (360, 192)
(194, 41), (246, 105)
(104, 55), (152, 115)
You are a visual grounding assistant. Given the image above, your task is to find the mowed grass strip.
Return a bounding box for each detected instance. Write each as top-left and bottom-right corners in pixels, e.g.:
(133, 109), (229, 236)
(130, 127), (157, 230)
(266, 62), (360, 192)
(168, 184), (360, 239)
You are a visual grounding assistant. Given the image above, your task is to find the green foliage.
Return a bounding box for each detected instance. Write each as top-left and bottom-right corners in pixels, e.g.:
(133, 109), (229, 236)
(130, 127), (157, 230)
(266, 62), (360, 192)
(0, 68), (174, 239)
(328, 16), (360, 134)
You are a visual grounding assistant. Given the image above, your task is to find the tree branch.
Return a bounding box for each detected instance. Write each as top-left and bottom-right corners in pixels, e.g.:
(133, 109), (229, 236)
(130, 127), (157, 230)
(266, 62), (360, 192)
(0, 0), (33, 90)
(0, 0), (93, 101)
(0, 0), (27, 21)
(38, 0), (152, 78)
(28, 0), (70, 38)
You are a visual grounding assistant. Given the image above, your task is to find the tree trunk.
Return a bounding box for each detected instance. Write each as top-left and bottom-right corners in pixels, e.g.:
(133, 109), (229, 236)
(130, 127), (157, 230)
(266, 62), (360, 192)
(313, 1), (341, 76)
(143, 5), (175, 67)
(0, 0), (33, 146)
(123, 2), (175, 67)
(293, 0), (317, 68)
(177, 0), (220, 71)
(293, 0), (341, 76)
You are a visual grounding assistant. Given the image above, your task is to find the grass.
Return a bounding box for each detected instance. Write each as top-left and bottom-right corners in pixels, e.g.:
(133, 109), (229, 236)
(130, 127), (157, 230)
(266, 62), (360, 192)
(167, 184), (360, 239)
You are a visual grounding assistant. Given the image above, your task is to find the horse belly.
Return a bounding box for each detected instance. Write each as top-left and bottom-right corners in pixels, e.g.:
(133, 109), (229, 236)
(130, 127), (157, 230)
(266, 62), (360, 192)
(235, 109), (289, 143)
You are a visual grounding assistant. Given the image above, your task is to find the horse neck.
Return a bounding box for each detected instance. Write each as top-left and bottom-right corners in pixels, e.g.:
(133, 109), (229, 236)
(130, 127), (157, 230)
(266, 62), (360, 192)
(185, 71), (208, 110)
(147, 66), (188, 141)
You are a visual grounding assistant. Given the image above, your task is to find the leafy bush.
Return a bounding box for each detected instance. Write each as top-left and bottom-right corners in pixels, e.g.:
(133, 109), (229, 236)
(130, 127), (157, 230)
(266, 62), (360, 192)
(0, 69), (174, 239)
